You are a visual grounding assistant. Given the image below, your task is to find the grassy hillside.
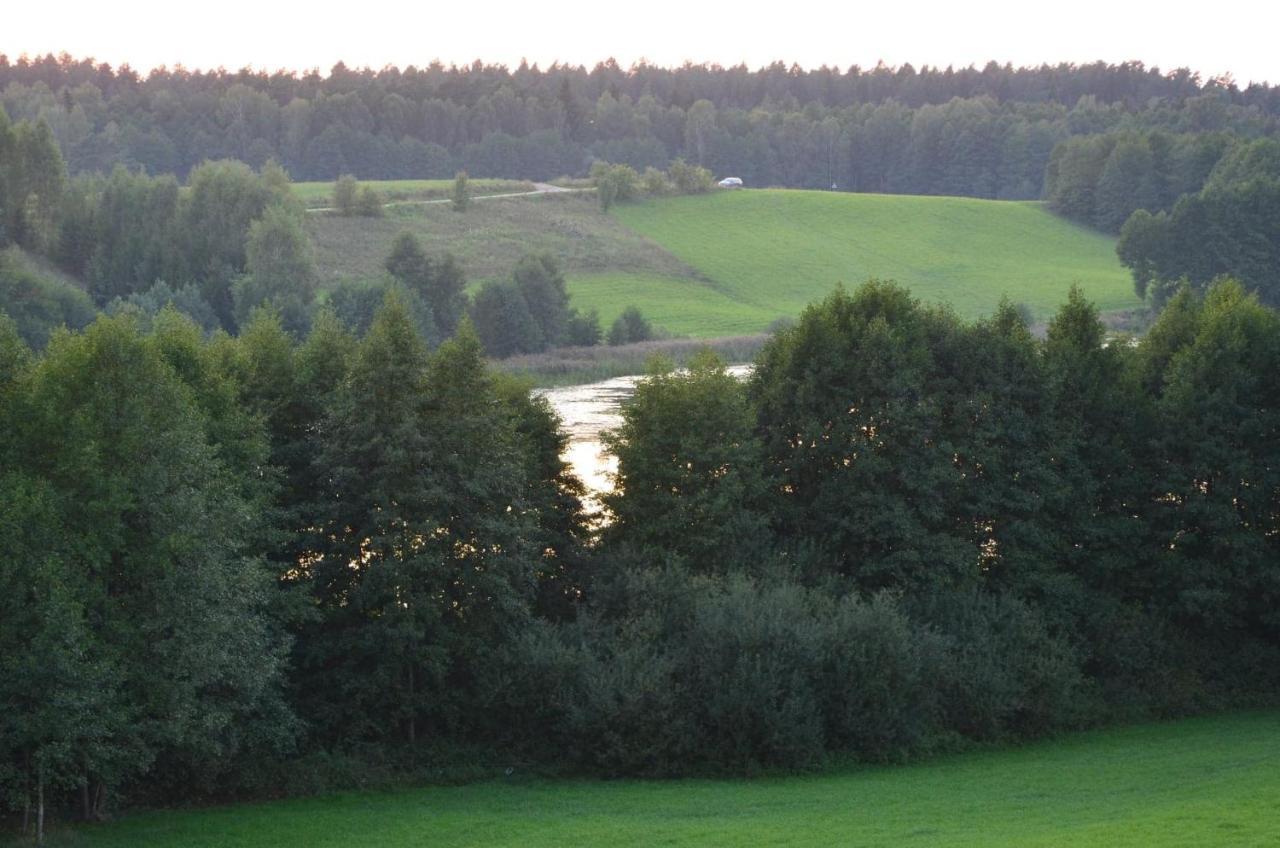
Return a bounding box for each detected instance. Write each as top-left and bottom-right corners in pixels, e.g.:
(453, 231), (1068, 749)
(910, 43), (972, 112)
(307, 192), (700, 291)
(49, 711), (1280, 847)
(305, 187), (1139, 338)
(597, 190), (1140, 336)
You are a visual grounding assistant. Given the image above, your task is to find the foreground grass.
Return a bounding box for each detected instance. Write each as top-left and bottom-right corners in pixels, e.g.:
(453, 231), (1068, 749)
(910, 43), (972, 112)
(608, 189), (1140, 334)
(43, 711), (1280, 847)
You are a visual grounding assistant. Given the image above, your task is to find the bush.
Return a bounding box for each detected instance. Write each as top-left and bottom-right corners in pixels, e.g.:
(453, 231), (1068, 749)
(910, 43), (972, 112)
(909, 590), (1093, 741)
(356, 185), (385, 217)
(333, 174), (359, 215)
(590, 161), (640, 211)
(821, 593), (945, 759)
(607, 306), (652, 345)
(1081, 600), (1209, 716)
(496, 568), (954, 774)
(679, 578), (832, 771)
(641, 166), (672, 196)
(668, 158), (715, 194)
(565, 307), (602, 346)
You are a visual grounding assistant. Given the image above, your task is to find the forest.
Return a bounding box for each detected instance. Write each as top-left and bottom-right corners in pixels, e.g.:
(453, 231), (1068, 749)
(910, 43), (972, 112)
(2, 54), (1278, 196)
(2, 54), (1280, 837)
(2, 55), (1279, 337)
(2, 275), (1278, 825)
(0, 109), (632, 354)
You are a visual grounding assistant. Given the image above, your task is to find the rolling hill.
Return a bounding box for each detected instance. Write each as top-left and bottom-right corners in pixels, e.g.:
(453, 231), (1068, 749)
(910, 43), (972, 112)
(591, 190), (1141, 336)
(307, 188), (1141, 339)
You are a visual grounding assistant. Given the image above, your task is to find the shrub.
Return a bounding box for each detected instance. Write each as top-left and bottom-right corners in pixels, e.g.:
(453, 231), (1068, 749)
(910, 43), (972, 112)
(909, 589), (1092, 741)
(496, 568), (952, 774)
(565, 307), (602, 346)
(607, 306), (652, 345)
(590, 161), (640, 211)
(451, 171), (470, 212)
(641, 166), (672, 196)
(821, 593), (944, 759)
(679, 578), (831, 771)
(668, 158), (715, 194)
(356, 185), (384, 217)
(332, 174), (359, 215)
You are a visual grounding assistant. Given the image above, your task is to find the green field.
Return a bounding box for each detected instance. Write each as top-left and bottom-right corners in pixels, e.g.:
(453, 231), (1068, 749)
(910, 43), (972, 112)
(596, 190), (1140, 335)
(293, 178), (535, 208)
(46, 711), (1280, 847)
(306, 187), (1139, 339)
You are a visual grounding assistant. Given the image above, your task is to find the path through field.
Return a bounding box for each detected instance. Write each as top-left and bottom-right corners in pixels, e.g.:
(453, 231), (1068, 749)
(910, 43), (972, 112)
(306, 182), (589, 213)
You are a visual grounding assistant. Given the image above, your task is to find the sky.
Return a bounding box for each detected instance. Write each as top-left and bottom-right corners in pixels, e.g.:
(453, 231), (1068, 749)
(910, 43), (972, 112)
(4, 0), (1278, 85)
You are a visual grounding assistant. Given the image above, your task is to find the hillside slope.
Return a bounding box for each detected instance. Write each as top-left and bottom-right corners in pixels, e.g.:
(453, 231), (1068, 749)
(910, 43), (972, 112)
(307, 192), (702, 291)
(590, 189), (1139, 336)
(306, 188), (1139, 338)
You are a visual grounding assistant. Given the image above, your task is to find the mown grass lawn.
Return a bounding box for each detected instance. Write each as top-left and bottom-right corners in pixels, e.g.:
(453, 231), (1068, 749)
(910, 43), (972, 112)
(607, 189), (1140, 335)
(564, 271), (774, 337)
(45, 711), (1280, 847)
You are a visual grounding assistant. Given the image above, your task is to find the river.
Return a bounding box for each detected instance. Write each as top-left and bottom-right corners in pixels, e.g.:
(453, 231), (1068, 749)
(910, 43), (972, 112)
(535, 364), (754, 501)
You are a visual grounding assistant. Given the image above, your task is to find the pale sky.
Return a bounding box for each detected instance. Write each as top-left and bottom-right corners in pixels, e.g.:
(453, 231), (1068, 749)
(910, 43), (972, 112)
(4, 0), (1278, 86)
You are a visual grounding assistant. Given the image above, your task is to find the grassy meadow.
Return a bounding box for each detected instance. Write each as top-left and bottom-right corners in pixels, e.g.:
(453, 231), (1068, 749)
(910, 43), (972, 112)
(307, 192), (699, 291)
(306, 186), (1140, 339)
(606, 189), (1141, 335)
(43, 711), (1280, 847)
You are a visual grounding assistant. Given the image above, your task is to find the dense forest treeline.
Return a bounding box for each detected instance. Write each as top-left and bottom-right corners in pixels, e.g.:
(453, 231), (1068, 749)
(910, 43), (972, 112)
(0, 109), (630, 355)
(3, 106), (691, 357)
(1045, 131), (1280, 305)
(4, 54), (1280, 326)
(3, 54), (1279, 197)
(3, 276), (1278, 832)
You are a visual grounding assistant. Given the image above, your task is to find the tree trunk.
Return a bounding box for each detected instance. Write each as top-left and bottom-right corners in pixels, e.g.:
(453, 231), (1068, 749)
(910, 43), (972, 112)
(90, 780), (107, 821)
(407, 665), (416, 744)
(80, 774), (107, 821)
(37, 766), (45, 846)
(22, 752), (31, 836)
